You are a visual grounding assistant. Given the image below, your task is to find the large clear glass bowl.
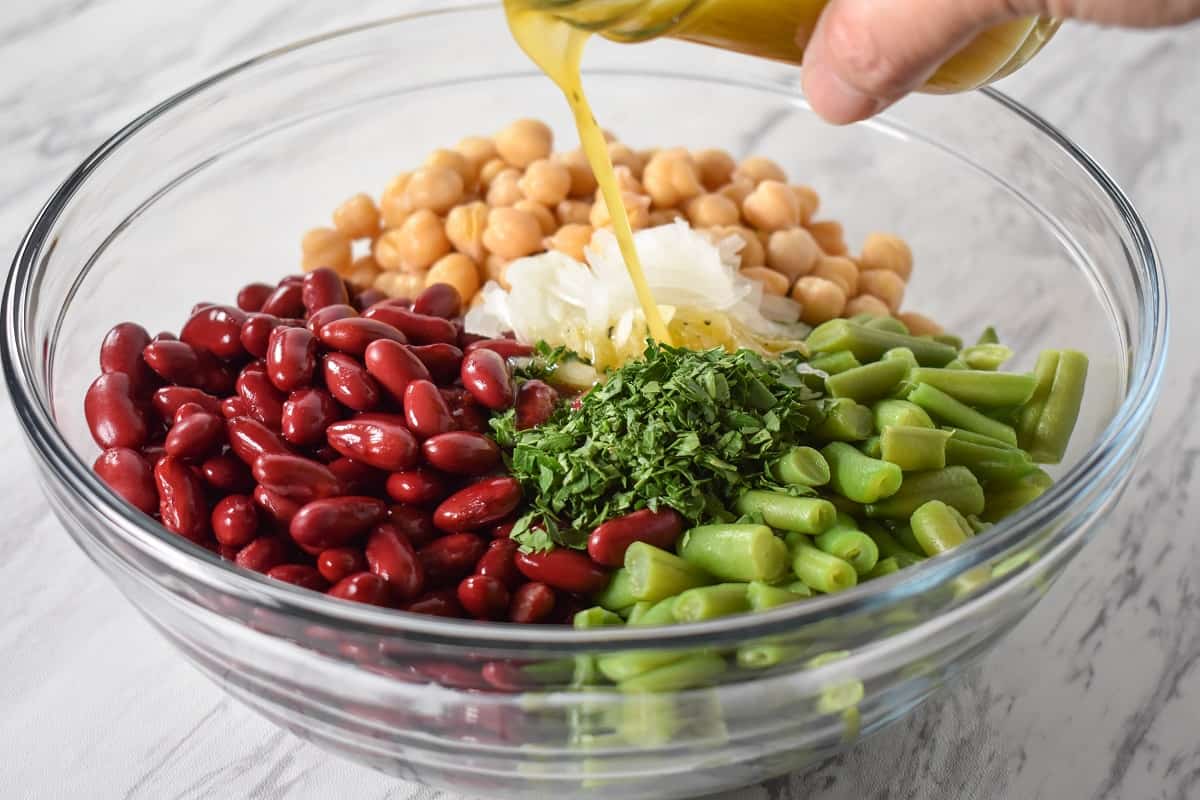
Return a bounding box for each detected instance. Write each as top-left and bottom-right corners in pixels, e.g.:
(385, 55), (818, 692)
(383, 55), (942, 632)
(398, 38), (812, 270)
(0, 3), (1167, 798)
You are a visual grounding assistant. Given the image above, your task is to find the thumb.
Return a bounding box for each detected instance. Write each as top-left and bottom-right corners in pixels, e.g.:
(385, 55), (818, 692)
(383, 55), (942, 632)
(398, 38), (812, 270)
(800, 0), (1042, 124)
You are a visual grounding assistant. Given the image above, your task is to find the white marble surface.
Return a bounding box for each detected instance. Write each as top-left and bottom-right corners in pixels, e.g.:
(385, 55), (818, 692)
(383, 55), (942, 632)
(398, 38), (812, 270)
(2, 2), (1199, 799)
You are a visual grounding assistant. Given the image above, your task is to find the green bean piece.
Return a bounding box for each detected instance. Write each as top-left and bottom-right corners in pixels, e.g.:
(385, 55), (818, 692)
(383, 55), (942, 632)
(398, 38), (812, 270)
(910, 500), (973, 556)
(907, 368), (1037, 407)
(678, 522), (792, 581)
(618, 653), (727, 693)
(908, 383), (1018, 446)
(616, 605), (636, 619)
(773, 446), (831, 487)
(735, 492), (837, 535)
(574, 606), (625, 629)
(822, 442), (904, 503)
(1028, 350), (1089, 464)
(792, 543), (858, 593)
(783, 579), (815, 597)
(863, 315), (910, 335)
(944, 427), (1019, 449)
(880, 425), (951, 471)
(628, 596), (679, 627)
(873, 398), (934, 431)
(859, 436), (882, 459)
(571, 655), (600, 688)
(982, 469), (1053, 522)
(966, 514), (990, 534)
(943, 359), (968, 370)
(624, 601), (653, 625)
(826, 359), (910, 403)
(945, 437), (1037, 482)
(1017, 350), (1061, 450)
(783, 531), (808, 553)
(814, 527), (879, 576)
(931, 333), (964, 350)
(594, 567), (637, 611)
(976, 326), (1000, 345)
(864, 556), (901, 579)
(807, 319), (959, 367)
(598, 647), (687, 683)
(961, 343), (1013, 371)
(625, 542), (714, 603)
(863, 522), (920, 560)
(747, 580), (810, 610)
(737, 643), (802, 670)
(813, 398), (875, 442)
(673, 583), (752, 622)
(615, 694), (678, 746)
(892, 523), (923, 555)
(829, 494), (866, 517)
(865, 466), (985, 519)
(892, 551), (925, 568)
(817, 680), (866, 716)
(809, 350), (862, 375)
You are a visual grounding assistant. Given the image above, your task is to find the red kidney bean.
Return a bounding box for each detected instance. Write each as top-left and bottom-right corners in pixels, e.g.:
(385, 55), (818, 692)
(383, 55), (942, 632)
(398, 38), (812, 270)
(319, 317), (407, 357)
(325, 415), (418, 471)
(353, 288), (387, 311)
(418, 533), (487, 585)
(328, 572), (393, 607)
(515, 380), (559, 430)
(100, 322), (155, 395)
(211, 494), (260, 548)
(266, 564), (329, 592)
(362, 340), (430, 402)
(457, 575), (510, 620)
(385, 468), (451, 506)
(411, 283), (462, 319)
(490, 519), (517, 539)
(550, 593), (590, 626)
(422, 431), (501, 476)
(461, 349), (515, 411)
(405, 589), (464, 618)
(509, 582), (556, 624)
(164, 411), (224, 460)
(480, 661), (535, 692)
(433, 477), (522, 532)
(154, 456), (209, 544)
(279, 388), (340, 446)
(464, 338), (535, 359)
(403, 380), (454, 439)
(323, 353), (381, 411)
(235, 363), (286, 428)
(151, 386), (221, 420)
(289, 496), (388, 554)
(85, 373), (148, 449)
(190, 302), (218, 316)
(362, 305), (458, 345)
(266, 327), (317, 392)
(239, 313), (284, 359)
(180, 305), (247, 360)
(196, 350), (236, 395)
(221, 395), (250, 418)
(237, 282), (274, 312)
(305, 303), (358, 335)
(200, 453), (253, 492)
(252, 453), (341, 502)
(253, 485), (302, 527)
(260, 281), (305, 318)
(441, 388), (490, 434)
(226, 417), (290, 464)
(327, 457), (383, 496)
(476, 538), (522, 589)
(218, 543), (240, 561)
(302, 267), (350, 313)
(365, 523), (425, 602)
(235, 536), (289, 573)
(142, 340), (205, 387)
(409, 343), (463, 385)
(93, 447), (157, 514)
(172, 402), (207, 424)
(387, 505), (439, 548)
(515, 549), (609, 594)
(152, 331), (177, 342)
(317, 547), (368, 583)
(587, 508), (686, 567)
(141, 444), (166, 467)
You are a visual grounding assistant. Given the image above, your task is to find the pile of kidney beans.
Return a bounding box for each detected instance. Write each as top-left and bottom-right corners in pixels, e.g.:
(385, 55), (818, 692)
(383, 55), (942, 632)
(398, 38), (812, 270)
(84, 267), (616, 623)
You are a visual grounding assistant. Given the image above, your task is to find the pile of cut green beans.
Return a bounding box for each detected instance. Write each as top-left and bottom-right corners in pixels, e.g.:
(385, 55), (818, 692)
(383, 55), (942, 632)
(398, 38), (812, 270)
(570, 316), (1088, 692)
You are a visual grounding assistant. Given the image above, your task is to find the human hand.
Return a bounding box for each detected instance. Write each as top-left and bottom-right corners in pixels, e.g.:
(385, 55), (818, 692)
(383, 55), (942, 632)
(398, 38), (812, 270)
(801, 0), (1200, 124)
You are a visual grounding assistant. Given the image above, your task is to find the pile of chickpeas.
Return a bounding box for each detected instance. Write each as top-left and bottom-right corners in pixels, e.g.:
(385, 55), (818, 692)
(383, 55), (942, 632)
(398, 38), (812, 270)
(299, 119), (941, 334)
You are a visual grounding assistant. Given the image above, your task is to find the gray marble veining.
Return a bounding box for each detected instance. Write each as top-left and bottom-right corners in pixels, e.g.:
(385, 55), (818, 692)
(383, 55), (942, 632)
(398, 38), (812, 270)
(2, 2), (1199, 799)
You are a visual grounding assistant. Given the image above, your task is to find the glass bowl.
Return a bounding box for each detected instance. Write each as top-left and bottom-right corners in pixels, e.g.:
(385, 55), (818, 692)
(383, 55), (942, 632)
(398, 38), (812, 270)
(0, 3), (1167, 798)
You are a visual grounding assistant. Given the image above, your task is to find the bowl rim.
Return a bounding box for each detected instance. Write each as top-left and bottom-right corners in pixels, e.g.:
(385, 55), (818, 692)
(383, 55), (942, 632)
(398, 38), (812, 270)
(1, 2), (1168, 650)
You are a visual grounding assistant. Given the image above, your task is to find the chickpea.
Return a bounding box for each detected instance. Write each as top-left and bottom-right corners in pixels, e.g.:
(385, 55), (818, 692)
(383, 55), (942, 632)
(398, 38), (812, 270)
(455, 136), (498, 181)
(556, 199), (593, 226)
(484, 253), (512, 290)
(518, 159), (572, 207)
(426, 252), (481, 301)
(374, 271), (426, 300)
(858, 269), (907, 312)
(792, 185), (820, 225)
(301, 227), (352, 273)
(740, 267), (790, 297)
(860, 232), (914, 280)
(545, 223), (594, 261)
(486, 169), (525, 207)
(766, 228), (821, 283)
(553, 149), (598, 198)
(479, 158), (509, 188)
(380, 172), (413, 228)
(694, 149), (736, 191)
(345, 254), (382, 288)
(718, 176), (755, 208)
(331, 194), (381, 240)
(495, 118), (553, 169)
(405, 165), (464, 215)
(735, 155), (788, 185)
(642, 149), (703, 209)
(792, 276), (848, 325)
(515, 199), (557, 236)
(743, 181), (802, 232)
(713, 225), (765, 268)
(845, 294), (892, 318)
(608, 142), (645, 177)
(808, 220), (849, 255)
(425, 149), (473, 189)
(685, 193), (740, 228)
(898, 311), (943, 336)
(612, 165), (645, 194)
(483, 207), (544, 260)
(375, 210), (450, 272)
(590, 191), (651, 230)
(648, 209), (685, 227)
(812, 255), (860, 297)
(445, 201), (489, 263)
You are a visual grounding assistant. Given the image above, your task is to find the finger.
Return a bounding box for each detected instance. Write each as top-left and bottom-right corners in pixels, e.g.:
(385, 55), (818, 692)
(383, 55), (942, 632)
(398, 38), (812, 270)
(801, 0), (1039, 124)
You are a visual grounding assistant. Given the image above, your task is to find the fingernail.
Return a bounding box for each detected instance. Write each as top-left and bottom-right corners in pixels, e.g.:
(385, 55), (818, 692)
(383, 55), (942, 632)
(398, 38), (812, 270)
(802, 64), (887, 125)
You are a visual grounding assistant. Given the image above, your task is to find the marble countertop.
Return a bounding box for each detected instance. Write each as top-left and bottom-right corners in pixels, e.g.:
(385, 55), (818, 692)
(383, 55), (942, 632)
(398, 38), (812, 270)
(2, 2), (1198, 798)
